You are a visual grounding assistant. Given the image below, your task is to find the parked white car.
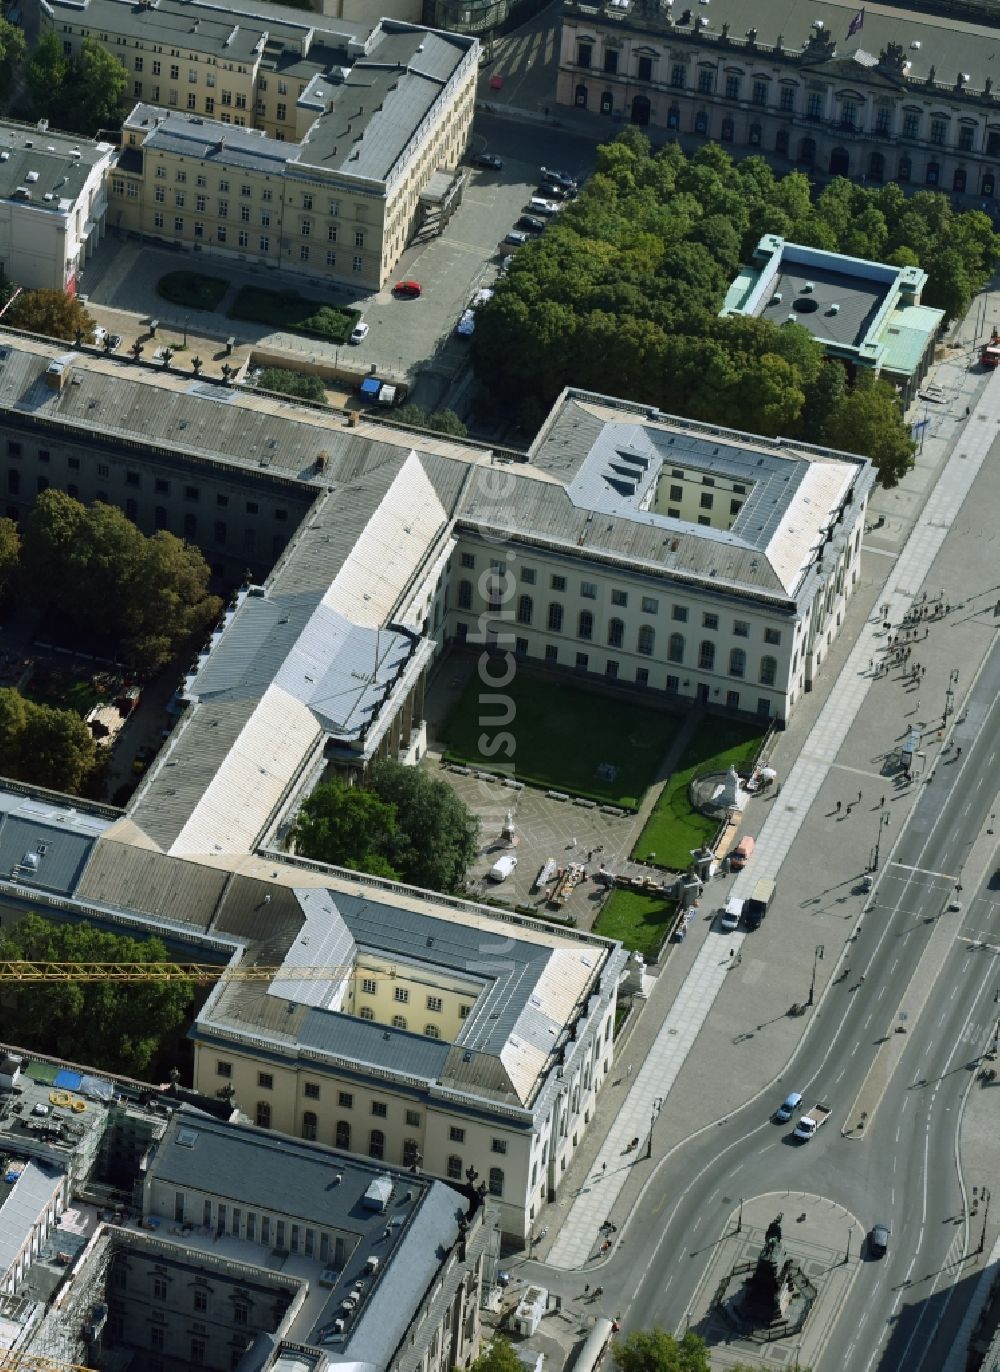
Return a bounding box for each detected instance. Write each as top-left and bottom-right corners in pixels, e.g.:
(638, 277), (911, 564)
(488, 855), (518, 883)
(349, 320), (370, 344)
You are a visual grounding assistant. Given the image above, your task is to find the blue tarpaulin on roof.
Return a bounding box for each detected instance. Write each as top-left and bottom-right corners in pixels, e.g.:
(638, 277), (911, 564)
(54, 1069), (82, 1090)
(359, 377), (381, 399)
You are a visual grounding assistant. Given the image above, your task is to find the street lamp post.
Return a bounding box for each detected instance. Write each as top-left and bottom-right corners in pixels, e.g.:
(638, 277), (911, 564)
(807, 944), (824, 1007)
(844, 1225), (854, 1265)
(646, 1096), (663, 1160)
(979, 1187), (991, 1255)
(736, 1197), (744, 1234)
(873, 813), (890, 870)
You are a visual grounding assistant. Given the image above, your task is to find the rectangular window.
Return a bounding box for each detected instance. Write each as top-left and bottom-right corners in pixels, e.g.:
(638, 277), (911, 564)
(875, 106), (891, 133)
(672, 605), (688, 622)
(303, 193), (313, 210)
(196, 195), (206, 211)
(779, 85), (794, 111)
(603, 49), (617, 75)
(154, 186), (165, 203)
(427, 995), (443, 1011)
(670, 62), (685, 88)
(698, 67), (713, 94)
(362, 976), (376, 994)
(577, 42), (592, 68)
(807, 91), (823, 119)
(260, 210), (270, 226)
(174, 191), (184, 207)
(521, 567), (536, 584)
(581, 581), (597, 599)
(304, 1081), (320, 1099)
(371, 1101), (387, 1117)
(611, 589), (627, 607)
(239, 231), (248, 247)
(258, 1072), (273, 1089)
(153, 212), (164, 228)
(551, 574), (566, 591)
(240, 205), (251, 222)
(394, 987), (409, 1004)
(764, 627), (782, 646)
(491, 1138), (507, 1154)
(575, 651), (588, 669)
(406, 1109), (421, 1126)
(700, 492), (714, 509)
(703, 613), (718, 630)
(449, 1126), (465, 1142)
(353, 255), (363, 272)
(733, 620), (749, 638)
(959, 124), (974, 150)
(217, 1060), (232, 1077)
(930, 118), (947, 145)
(338, 1091), (353, 1107)
(903, 113), (919, 139)
(354, 229), (364, 248)
(173, 216), (183, 231)
(641, 596), (658, 613)
(217, 225), (226, 242)
(725, 74), (740, 100)
(259, 236), (269, 252)
(752, 79), (767, 105)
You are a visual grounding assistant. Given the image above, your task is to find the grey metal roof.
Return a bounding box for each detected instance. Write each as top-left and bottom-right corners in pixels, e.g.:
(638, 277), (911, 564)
(0, 1159), (60, 1278)
(75, 835), (229, 928)
(295, 27), (474, 183)
(0, 786), (113, 896)
(148, 1106), (465, 1365)
(129, 106), (295, 178)
(583, 0), (1000, 92)
(0, 123), (110, 208)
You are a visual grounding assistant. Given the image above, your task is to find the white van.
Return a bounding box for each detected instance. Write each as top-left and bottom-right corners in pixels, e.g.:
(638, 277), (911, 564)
(528, 198), (560, 217)
(488, 855), (518, 883)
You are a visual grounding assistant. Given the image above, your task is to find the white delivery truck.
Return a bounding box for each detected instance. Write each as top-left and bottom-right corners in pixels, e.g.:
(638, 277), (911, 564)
(793, 1103), (831, 1141)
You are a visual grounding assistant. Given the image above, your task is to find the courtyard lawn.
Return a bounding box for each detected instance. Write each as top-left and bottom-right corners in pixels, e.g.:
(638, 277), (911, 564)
(228, 287), (359, 343)
(156, 271), (229, 312)
(632, 719), (766, 870)
(24, 666), (104, 717)
(593, 888), (674, 959)
(440, 674), (680, 808)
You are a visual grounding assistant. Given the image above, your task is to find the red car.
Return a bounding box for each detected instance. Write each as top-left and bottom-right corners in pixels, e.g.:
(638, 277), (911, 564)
(394, 279), (422, 298)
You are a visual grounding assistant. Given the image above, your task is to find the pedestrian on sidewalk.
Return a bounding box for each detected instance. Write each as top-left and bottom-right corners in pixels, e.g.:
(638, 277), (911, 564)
(836, 800), (842, 813)
(857, 790), (863, 803)
(880, 795), (886, 808)
(626, 1064), (632, 1078)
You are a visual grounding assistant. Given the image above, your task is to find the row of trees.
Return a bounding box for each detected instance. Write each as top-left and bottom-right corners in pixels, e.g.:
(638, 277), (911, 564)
(1, 29), (126, 137)
(0, 685), (98, 793)
(23, 490), (222, 671)
(0, 913), (193, 1075)
(473, 132), (1000, 485)
(476, 1330), (808, 1372)
(293, 759), (479, 895)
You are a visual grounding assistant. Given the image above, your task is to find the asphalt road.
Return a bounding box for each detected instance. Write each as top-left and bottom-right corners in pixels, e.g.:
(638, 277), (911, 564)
(541, 633), (1000, 1369)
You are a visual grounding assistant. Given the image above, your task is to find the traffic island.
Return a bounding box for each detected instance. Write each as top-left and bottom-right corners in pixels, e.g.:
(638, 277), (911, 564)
(683, 1194), (861, 1368)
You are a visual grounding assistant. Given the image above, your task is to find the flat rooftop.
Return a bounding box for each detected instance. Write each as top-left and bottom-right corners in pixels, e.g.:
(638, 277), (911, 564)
(0, 122), (111, 209)
(754, 259), (889, 349)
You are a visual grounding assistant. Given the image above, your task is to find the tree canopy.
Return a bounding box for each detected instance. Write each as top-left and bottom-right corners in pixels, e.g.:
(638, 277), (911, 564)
(394, 405), (469, 438)
(0, 913), (194, 1075)
(612, 1329), (809, 1372)
(22, 490), (222, 670)
(258, 367), (328, 405)
(4, 287), (97, 343)
(0, 685), (98, 793)
(294, 760), (479, 894)
(473, 132), (998, 485)
(470, 1339), (525, 1372)
(25, 34), (125, 135)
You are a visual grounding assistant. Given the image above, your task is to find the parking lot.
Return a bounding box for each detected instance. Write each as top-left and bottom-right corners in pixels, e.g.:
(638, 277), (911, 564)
(74, 125), (597, 408)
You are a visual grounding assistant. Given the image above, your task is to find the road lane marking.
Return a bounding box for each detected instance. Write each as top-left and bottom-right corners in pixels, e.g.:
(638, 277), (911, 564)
(892, 863), (957, 880)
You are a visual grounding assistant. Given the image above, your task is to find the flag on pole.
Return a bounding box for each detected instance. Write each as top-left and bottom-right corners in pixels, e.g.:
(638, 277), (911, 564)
(846, 8), (865, 37)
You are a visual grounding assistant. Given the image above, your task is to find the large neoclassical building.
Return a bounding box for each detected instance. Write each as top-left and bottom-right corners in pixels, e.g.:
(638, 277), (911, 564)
(558, 0), (1000, 198)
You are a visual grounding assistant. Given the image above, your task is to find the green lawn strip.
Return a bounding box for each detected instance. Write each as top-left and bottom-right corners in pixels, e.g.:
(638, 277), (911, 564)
(24, 670), (103, 717)
(593, 887), (674, 958)
(228, 286), (359, 343)
(439, 673), (680, 809)
(156, 271), (229, 311)
(632, 720), (766, 870)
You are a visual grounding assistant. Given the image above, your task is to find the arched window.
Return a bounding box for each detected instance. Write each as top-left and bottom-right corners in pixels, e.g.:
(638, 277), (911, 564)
(548, 603), (563, 632)
(447, 1154), (462, 1180)
(983, 173), (996, 197)
(183, 512), (197, 539)
(721, 117), (734, 142)
(775, 128), (789, 155)
(575, 83), (588, 108)
(607, 618), (624, 648)
(336, 1120), (351, 1149)
(578, 610), (593, 640)
(954, 168), (967, 192)
(425, 1024), (441, 1039)
(600, 90), (613, 116)
(457, 579), (472, 609)
(759, 655), (778, 687)
(926, 161), (940, 185)
(517, 594), (533, 625)
(489, 1167), (505, 1197)
(798, 136), (816, 165)
(748, 121), (762, 146)
(392, 1014), (407, 1030)
(256, 1102), (271, 1129)
(668, 633), (685, 664)
(403, 1139), (420, 1167)
(869, 151), (884, 182)
(667, 104), (680, 129)
(302, 1111), (317, 1141)
(729, 648), (746, 678)
(694, 109), (708, 134)
(898, 157), (911, 182)
(699, 641), (715, 671)
(637, 625), (655, 656)
(369, 1129), (385, 1160)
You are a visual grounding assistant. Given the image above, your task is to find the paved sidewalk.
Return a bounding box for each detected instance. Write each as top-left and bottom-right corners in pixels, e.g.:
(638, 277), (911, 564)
(544, 366), (1000, 1270)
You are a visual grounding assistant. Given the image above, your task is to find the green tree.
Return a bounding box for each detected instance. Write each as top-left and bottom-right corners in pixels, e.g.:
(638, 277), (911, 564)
(470, 1340), (525, 1372)
(369, 760), (479, 894)
(0, 515), (21, 598)
(823, 372), (915, 487)
(17, 699), (98, 793)
(125, 530), (222, 670)
(0, 913), (193, 1075)
(25, 31), (69, 120)
(0, 16), (26, 98)
(258, 367), (327, 404)
(66, 38), (127, 135)
(294, 777), (400, 879)
(394, 405), (468, 437)
(612, 1328), (710, 1372)
(0, 686), (28, 775)
(4, 287), (96, 342)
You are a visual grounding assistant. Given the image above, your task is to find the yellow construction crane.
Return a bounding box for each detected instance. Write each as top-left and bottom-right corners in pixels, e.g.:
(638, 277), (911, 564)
(0, 961), (362, 984)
